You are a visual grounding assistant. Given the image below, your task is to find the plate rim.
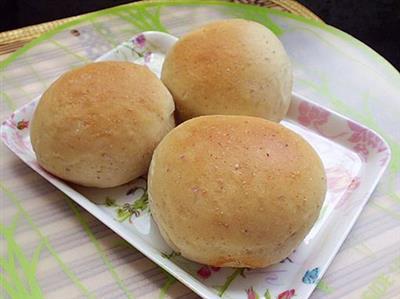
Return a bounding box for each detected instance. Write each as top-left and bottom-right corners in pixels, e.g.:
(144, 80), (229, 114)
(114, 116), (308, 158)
(0, 31), (392, 299)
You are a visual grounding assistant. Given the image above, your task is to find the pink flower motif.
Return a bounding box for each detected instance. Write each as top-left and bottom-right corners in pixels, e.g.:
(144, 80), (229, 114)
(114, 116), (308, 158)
(1, 131), (8, 143)
(335, 176), (361, 209)
(278, 289), (295, 299)
(17, 120), (29, 130)
(11, 131), (31, 154)
(380, 152), (390, 166)
(326, 167), (353, 193)
(348, 177), (361, 190)
(298, 101), (330, 128)
(3, 119), (16, 130)
(246, 287), (258, 299)
(196, 265), (220, 279)
(354, 143), (369, 160)
(144, 51), (152, 63)
(347, 121), (387, 161)
(347, 122), (367, 143)
(197, 266), (212, 279)
(133, 34), (146, 48)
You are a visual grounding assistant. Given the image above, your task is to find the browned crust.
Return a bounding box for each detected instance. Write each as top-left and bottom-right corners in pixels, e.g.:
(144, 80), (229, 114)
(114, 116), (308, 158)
(149, 115), (326, 268)
(161, 19), (292, 122)
(30, 61), (175, 187)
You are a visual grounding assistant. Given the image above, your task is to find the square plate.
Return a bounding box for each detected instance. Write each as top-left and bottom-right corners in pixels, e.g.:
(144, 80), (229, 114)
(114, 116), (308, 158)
(0, 32), (391, 299)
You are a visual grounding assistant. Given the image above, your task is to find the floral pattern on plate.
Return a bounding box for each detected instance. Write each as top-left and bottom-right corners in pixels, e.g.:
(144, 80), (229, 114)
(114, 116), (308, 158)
(0, 32), (391, 299)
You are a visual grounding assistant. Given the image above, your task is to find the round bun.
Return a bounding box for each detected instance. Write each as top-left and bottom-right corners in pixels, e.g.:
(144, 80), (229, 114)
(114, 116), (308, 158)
(148, 115), (326, 268)
(161, 19), (292, 122)
(30, 61), (175, 188)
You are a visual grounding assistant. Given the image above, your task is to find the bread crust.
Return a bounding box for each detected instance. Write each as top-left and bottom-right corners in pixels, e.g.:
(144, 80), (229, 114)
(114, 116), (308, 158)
(161, 19), (292, 122)
(148, 115), (326, 268)
(30, 61), (175, 188)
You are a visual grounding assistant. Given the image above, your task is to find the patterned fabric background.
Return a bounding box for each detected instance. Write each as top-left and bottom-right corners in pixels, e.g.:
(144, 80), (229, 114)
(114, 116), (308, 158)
(1, 1), (399, 299)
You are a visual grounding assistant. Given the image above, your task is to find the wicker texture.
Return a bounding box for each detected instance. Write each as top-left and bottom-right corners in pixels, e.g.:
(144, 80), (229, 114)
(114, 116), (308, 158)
(232, 0), (321, 22)
(0, 17), (79, 55)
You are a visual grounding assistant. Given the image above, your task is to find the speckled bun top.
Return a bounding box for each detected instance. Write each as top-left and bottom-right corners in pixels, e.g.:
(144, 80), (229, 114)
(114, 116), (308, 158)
(148, 115), (326, 268)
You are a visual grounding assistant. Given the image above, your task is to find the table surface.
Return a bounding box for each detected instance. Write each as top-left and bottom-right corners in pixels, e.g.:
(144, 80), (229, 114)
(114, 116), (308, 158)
(1, 1), (399, 299)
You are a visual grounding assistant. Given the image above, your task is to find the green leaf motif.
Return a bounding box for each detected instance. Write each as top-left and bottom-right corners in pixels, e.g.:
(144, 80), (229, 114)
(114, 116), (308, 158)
(161, 251), (181, 260)
(0, 213), (44, 299)
(112, 6), (168, 33)
(224, 5), (284, 36)
(105, 196), (116, 207)
(66, 199), (134, 299)
(316, 279), (334, 294)
(104, 189), (149, 223)
(159, 269), (177, 299)
(216, 268), (246, 297)
(264, 289), (272, 299)
(0, 181), (94, 298)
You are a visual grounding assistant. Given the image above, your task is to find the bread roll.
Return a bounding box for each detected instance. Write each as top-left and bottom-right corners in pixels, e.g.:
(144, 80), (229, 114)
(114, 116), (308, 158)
(30, 61), (175, 188)
(161, 19), (292, 122)
(148, 115), (326, 268)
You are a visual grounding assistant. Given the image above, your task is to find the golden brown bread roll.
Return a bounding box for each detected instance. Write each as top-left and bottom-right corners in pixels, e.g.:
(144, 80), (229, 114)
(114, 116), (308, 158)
(148, 115), (326, 268)
(161, 19), (292, 122)
(30, 61), (175, 188)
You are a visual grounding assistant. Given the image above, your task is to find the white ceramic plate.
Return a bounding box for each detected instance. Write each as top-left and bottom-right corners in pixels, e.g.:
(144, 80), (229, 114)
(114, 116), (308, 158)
(0, 32), (391, 299)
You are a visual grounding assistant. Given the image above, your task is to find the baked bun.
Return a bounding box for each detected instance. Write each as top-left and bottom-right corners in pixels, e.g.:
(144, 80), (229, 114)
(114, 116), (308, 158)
(148, 115), (326, 268)
(161, 19), (292, 122)
(30, 61), (175, 188)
